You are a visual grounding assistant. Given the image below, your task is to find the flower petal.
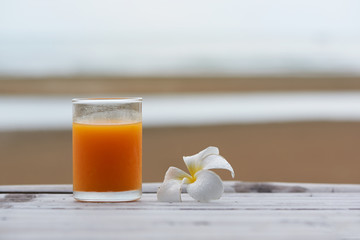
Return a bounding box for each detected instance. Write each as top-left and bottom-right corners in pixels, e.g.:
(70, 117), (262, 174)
(183, 146), (219, 176)
(157, 179), (183, 202)
(201, 154), (235, 178)
(164, 166), (191, 181)
(186, 170), (224, 202)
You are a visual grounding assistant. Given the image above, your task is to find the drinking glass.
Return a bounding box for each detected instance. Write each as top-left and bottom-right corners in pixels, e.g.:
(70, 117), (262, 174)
(72, 97), (142, 202)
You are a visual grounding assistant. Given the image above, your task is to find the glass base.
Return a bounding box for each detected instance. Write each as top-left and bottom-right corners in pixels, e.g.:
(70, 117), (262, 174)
(73, 189), (141, 202)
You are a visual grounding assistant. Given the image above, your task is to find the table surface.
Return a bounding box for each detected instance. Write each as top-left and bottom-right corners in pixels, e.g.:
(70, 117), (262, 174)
(1, 181), (360, 240)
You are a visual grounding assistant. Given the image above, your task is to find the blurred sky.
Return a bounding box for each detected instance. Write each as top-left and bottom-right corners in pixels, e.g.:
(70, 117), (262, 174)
(0, 0), (360, 76)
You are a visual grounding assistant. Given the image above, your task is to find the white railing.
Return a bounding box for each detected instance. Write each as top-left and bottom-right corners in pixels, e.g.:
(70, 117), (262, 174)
(1, 92), (360, 131)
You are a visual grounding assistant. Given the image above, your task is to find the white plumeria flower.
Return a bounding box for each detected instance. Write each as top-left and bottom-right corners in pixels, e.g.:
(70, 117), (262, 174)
(157, 146), (235, 202)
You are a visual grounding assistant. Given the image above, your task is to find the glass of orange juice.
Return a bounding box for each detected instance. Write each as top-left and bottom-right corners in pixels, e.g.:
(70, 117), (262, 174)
(72, 97), (142, 202)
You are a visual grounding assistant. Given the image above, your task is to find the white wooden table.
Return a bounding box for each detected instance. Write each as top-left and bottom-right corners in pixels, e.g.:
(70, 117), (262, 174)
(1, 182), (360, 240)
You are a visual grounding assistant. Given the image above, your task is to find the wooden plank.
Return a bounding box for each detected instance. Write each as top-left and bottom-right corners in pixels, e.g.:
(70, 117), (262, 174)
(228, 181), (360, 193)
(1, 193), (360, 210)
(1, 209), (357, 239)
(1, 182), (360, 194)
(1, 193), (360, 239)
(0, 184), (72, 194)
(1, 184), (359, 240)
(144, 181), (360, 194)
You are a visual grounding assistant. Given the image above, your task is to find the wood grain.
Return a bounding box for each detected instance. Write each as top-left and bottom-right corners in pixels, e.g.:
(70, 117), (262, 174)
(1, 183), (359, 240)
(1, 192), (360, 210)
(1, 193), (360, 239)
(1, 182), (360, 194)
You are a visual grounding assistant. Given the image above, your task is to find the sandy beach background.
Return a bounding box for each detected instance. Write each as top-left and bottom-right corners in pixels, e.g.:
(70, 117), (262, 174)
(2, 76), (360, 94)
(1, 76), (360, 185)
(1, 121), (360, 185)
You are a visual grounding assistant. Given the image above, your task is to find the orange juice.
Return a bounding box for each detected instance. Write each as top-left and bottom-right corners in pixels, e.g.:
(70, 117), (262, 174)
(73, 122), (142, 192)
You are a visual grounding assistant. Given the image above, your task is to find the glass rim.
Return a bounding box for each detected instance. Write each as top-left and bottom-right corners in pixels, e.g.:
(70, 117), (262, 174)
(72, 97), (142, 104)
